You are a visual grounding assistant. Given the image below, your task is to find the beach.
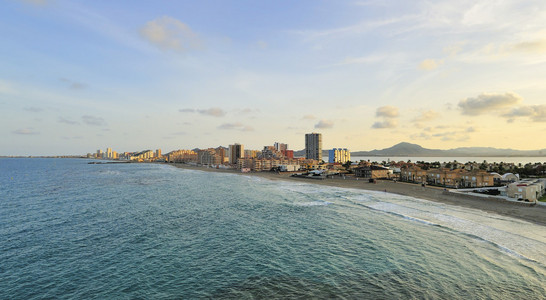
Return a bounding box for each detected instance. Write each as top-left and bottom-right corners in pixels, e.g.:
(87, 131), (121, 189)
(167, 163), (546, 226)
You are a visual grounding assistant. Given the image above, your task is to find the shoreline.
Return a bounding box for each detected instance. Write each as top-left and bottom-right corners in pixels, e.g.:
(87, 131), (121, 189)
(163, 163), (546, 226)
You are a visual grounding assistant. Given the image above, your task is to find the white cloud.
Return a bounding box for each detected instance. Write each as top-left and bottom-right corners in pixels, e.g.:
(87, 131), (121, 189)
(218, 122), (253, 131)
(20, 0), (48, 5)
(314, 120), (334, 129)
(376, 106), (399, 118)
(503, 104), (546, 122)
(82, 115), (106, 126)
(197, 108), (225, 117)
(60, 78), (86, 90)
(413, 110), (440, 122)
(24, 107), (44, 112)
(371, 119), (398, 129)
(302, 114), (316, 120)
(458, 92), (522, 115)
(511, 39), (546, 54)
(140, 16), (202, 52)
(179, 107), (225, 117)
(58, 117), (79, 125)
(13, 128), (39, 135)
(418, 59), (443, 71)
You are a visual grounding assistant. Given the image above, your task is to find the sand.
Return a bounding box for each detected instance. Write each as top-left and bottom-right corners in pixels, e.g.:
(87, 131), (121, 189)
(165, 163), (546, 226)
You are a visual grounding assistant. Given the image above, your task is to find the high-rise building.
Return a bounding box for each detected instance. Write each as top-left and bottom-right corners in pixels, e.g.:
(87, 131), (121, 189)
(156, 149), (162, 158)
(274, 142), (288, 152)
(106, 148), (112, 159)
(305, 133), (322, 161)
(328, 148), (350, 164)
(229, 143), (244, 165)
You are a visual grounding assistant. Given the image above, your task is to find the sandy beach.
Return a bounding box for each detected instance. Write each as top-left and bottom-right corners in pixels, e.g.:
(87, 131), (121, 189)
(165, 163), (546, 226)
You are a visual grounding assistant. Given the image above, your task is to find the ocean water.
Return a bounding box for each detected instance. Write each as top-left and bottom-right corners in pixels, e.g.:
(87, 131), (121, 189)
(1, 158), (545, 299)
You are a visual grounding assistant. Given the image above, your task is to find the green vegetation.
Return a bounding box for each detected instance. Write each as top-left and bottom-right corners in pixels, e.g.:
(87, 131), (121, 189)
(538, 194), (546, 202)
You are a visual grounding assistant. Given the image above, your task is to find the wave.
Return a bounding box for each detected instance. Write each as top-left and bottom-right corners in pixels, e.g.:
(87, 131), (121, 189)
(294, 201), (332, 207)
(359, 200), (546, 266)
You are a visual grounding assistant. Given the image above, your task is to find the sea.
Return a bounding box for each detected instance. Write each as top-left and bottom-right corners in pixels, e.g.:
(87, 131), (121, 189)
(1, 158), (545, 299)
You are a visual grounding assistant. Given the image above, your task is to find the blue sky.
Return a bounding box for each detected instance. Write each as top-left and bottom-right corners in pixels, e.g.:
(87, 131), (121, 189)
(2, 0), (546, 155)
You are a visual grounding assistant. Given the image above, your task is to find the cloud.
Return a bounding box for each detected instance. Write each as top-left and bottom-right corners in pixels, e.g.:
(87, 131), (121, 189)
(511, 39), (546, 54)
(373, 106), (399, 129)
(302, 114), (316, 120)
(314, 120), (334, 129)
(140, 16), (202, 52)
(376, 106), (399, 118)
(172, 131), (187, 136)
(62, 136), (83, 140)
(413, 110), (440, 122)
(419, 59), (444, 70)
(255, 40), (268, 50)
(58, 117), (79, 125)
(24, 107), (44, 112)
(82, 115), (106, 126)
(60, 78), (86, 90)
(372, 119), (398, 129)
(13, 128), (39, 135)
(20, 0), (48, 5)
(218, 122), (253, 131)
(197, 108), (225, 117)
(458, 92), (522, 115)
(238, 108), (259, 114)
(179, 107), (225, 117)
(502, 105), (546, 122)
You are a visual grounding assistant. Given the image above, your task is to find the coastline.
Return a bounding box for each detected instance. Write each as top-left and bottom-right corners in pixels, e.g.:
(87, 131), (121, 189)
(164, 163), (546, 227)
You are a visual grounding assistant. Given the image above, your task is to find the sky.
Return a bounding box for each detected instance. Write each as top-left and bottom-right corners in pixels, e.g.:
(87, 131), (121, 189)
(1, 0), (546, 155)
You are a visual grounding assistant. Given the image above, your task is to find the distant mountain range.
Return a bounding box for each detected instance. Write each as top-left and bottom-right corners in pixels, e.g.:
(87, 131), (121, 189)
(295, 142), (546, 157)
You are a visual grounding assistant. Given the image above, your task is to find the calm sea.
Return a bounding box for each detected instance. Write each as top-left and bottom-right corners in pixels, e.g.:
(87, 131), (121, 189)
(1, 158), (545, 299)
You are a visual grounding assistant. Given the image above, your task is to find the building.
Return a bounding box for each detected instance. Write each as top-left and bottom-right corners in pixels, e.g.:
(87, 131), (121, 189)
(229, 143), (244, 165)
(354, 165), (389, 179)
(459, 170), (494, 188)
(155, 149), (162, 158)
(305, 133), (322, 161)
(400, 166), (428, 183)
(328, 148), (350, 164)
(244, 149), (259, 159)
(166, 149), (197, 163)
(427, 168), (466, 188)
(130, 150), (154, 161)
(505, 179), (545, 202)
(281, 150), (294, 159)
(274, 142), (288, 152)
(106, 147), (113, 159)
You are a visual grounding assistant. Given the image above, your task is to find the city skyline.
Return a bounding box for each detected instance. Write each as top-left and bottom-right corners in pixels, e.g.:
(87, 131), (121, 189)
(2, 1), (546, 156)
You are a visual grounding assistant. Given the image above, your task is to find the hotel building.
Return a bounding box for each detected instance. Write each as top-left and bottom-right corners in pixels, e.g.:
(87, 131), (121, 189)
(305, 133), (322, 161)
(328, 148), (350, 164)
(229, 143), (244, 165)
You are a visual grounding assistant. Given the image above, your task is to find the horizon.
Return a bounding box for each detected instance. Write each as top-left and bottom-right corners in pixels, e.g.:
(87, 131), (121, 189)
(2, 1), (546, 156)
(3, 140), (546, 157)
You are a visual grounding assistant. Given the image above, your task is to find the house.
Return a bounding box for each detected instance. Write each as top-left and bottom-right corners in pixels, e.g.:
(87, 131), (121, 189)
(400, 166), (427, 183)
(460, 170), (494, 188)
(354, 165), (390, 179)
(426, 168), (465, 188)
(506, 179), (545, 202)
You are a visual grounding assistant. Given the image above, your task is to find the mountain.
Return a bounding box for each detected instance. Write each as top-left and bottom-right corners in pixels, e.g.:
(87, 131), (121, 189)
(351, 142), (546, 157)
(294, 142), (546, 157)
